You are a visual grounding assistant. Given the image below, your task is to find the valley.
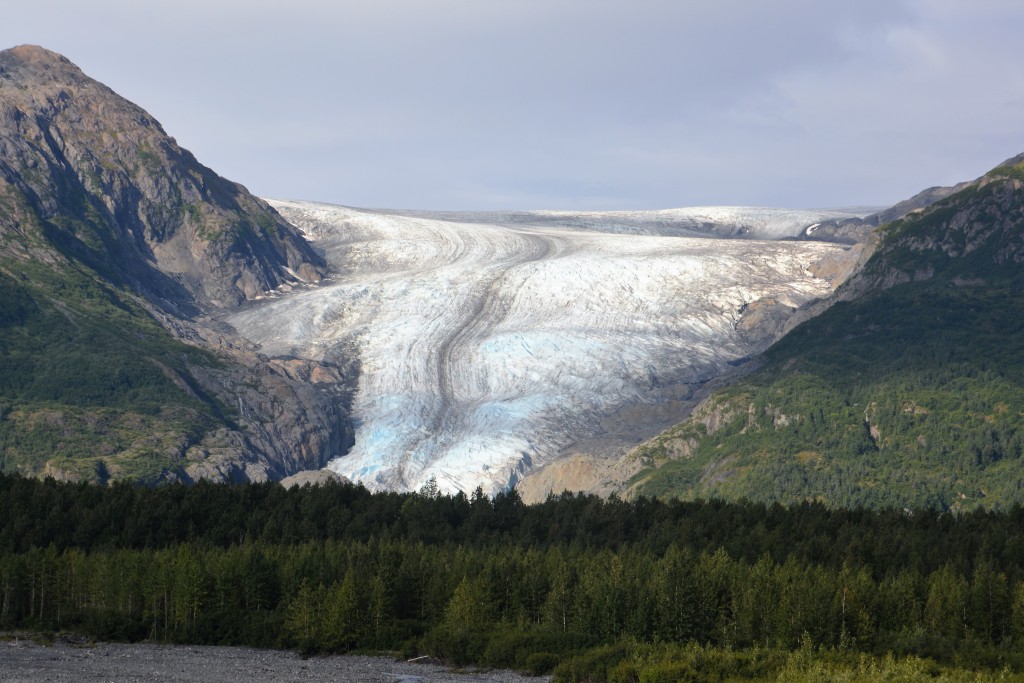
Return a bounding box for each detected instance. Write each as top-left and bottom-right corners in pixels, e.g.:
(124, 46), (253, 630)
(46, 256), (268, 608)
(3, 44), (1021, 513)
(226, 201), (857, 494)
(3, 39), (1024, 683)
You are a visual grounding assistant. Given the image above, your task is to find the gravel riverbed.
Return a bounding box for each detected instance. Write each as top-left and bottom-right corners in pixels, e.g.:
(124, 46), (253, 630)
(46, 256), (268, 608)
(0, 638), (551, 683)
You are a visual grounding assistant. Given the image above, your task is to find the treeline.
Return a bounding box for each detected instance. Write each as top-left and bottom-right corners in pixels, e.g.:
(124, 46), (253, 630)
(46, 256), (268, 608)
(3, 475), (1024, 581)
(3, 538), (1024, 678)
(4, 474), (1024, 680)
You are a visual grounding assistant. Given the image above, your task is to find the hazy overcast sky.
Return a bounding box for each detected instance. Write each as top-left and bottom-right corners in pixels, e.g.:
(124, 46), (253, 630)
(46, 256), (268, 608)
(4, 1), (1024, 210)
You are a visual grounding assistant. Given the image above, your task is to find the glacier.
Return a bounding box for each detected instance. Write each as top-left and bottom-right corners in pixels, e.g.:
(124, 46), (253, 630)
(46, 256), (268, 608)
(224, 201), (859, 495)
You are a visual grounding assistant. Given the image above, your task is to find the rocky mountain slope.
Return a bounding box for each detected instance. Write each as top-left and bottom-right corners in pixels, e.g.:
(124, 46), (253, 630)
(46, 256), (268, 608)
(0, 45), (324, 313)
(625, 155), (1024, 510)
(778, 182), (973, 245)
(0, 46), (351, 483)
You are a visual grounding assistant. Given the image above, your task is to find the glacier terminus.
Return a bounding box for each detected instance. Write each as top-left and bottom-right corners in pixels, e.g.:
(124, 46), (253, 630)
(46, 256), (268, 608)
(225, 201), (861, 495)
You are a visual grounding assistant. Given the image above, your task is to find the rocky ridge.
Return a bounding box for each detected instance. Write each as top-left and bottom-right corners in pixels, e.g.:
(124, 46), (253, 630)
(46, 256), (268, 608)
(0, 45), (325, 313)
(618, 154), (1024, 510)
(839, 153), (1024, 296)
(0, 46), (350, 484)
(788, 182), (973, 245)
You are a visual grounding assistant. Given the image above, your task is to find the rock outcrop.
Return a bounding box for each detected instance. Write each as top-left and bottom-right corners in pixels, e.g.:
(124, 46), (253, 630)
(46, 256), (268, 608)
(792, 180), (975, 246)
(0, 45), (349, 485)
(843, 154), (1024, 295)
(619, 153), (1024, 510)
(181, 344), (355, 483)
(0, 45), (325, 314)
(279, 469), (350, 489)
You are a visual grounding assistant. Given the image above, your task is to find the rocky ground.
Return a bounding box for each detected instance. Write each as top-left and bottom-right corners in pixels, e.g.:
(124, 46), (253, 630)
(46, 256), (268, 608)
(0, 637), (550, 683)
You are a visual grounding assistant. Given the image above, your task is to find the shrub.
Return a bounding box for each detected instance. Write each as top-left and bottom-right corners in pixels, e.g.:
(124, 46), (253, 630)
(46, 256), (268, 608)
(525, 652), (561, 675)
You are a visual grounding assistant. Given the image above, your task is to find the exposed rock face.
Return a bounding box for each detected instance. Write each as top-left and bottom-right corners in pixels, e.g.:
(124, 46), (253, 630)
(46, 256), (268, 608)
(180, 343), (355, 484)
(837, 154), (1024, 299)
(734, 297), (797, 345)
(516, 454), (641, 504)
(279, 469), (350, 489)
(0, 45), (349, 485)
(618, 153), (1024, 510)
(0, 45), (324, 313)
(868, 182), (974, 226)
(793, 181), (974, 246)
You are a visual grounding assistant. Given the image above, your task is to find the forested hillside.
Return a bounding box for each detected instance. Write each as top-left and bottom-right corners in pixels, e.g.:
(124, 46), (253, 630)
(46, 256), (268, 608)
(0, 262), (232, 483)
(2, 475), (1024, 681)
(629, 156), (1024, 511)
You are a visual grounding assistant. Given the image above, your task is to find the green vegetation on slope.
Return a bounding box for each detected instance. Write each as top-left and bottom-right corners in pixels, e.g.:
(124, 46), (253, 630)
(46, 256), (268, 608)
(0, 260), (232, 483)
(631, 162), (1024, 511)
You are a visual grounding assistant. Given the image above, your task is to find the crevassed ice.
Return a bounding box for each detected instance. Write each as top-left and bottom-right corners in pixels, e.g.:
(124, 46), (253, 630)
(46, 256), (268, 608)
(226, 201), (851, 495)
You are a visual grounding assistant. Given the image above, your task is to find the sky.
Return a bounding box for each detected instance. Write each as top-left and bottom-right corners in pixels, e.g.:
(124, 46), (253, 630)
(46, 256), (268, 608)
(4, 1), (1024, 211)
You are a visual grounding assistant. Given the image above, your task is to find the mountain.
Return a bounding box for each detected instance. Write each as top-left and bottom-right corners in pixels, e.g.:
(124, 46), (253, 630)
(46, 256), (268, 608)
(6, 44), (1014, 502)
(0, 46), (351, 484)
(625, 155), (1024, 510)
(0, 45), (324, 313)
(780, 182), (974, 245)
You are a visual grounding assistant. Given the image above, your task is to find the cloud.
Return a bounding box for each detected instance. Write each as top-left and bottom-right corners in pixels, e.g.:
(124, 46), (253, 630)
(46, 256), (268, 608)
(2, 1), (1023, 209)
(740, 0), (1024, 203)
